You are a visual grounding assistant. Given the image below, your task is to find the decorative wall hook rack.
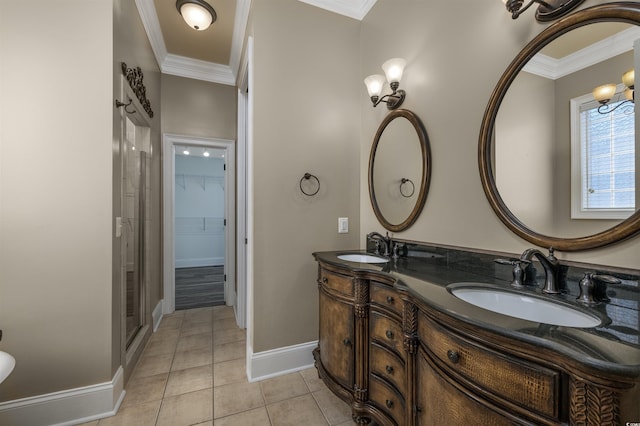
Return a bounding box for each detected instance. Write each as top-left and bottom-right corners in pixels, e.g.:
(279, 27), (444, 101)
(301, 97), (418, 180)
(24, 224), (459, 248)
(300, 172), (320, 196)
(400, 178), (415, 198)
(121, 62), (154, 118)
(115, 98), (136, 114)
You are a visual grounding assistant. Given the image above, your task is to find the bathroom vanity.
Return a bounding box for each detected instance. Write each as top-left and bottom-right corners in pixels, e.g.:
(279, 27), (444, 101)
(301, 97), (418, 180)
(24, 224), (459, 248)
(313, 249), (640, 425)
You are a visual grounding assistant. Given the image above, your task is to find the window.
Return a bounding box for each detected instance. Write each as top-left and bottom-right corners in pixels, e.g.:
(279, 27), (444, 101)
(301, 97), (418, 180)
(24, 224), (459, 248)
(570, 87), (636, 219)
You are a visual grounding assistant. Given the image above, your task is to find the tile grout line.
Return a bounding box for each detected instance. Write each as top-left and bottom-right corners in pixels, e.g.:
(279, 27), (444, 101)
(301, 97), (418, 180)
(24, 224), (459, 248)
(154, 312), (185, 426)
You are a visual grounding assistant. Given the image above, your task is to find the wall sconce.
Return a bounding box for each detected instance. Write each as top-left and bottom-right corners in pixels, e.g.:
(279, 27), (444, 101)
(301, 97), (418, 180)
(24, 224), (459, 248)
(176, 0), (217, 31)
(502, 0), (584, 22)
(364, 58), (406, 110)
(593, 69), (635, 114)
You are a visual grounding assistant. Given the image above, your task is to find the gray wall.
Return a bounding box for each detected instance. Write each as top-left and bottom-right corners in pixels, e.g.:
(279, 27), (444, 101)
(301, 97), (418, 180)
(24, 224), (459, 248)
(359, 0), (640, 268)
(251, 0), (361, 352)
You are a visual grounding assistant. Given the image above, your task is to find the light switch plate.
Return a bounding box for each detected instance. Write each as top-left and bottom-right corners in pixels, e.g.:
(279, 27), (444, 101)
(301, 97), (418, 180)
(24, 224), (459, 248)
(338, 217), (349, 233)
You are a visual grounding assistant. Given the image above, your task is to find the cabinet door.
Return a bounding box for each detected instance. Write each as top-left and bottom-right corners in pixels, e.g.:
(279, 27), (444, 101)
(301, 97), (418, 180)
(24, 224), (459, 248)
(415, 350), (519, 426)
(319, 290), (355, 390)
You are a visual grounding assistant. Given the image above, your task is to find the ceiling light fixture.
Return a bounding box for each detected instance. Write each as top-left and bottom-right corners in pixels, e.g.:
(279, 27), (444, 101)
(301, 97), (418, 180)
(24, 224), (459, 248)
(593, 69), (635, 114)
(176, 0), (217, 31)
(364, 58), (407, 110)
(203, 150), (210, 157)
(183, 149), (190, 155)
(502, 0), (585, 22)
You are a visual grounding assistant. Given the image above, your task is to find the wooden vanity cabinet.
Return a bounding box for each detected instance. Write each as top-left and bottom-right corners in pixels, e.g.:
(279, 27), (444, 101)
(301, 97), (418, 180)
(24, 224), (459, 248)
(315, 266), (357, 400)
(416, 310), (561, 425)
(366, 281), (407, 425)
(314, 260), (639, 425)
(415, 348), (519, 426)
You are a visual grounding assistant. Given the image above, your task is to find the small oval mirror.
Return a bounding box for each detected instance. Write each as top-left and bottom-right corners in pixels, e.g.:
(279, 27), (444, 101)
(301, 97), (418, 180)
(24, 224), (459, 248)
(369, 109), (431, 232)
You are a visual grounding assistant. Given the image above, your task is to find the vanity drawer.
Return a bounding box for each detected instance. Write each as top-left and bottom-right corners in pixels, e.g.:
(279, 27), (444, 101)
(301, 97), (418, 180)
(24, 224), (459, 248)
(319, 268), (353, 297)
(370, 281), (401, 316)
(370, 310), (404, 358)
(418, 312), (560, 420)
(369, 373), (405, 425)
(370, 341), (406, 394)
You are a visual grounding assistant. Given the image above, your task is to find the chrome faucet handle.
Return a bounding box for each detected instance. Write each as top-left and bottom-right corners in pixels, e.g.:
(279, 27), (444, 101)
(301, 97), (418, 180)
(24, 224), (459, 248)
(576, 272), (621, 305)
(495, 258), (531, 289)
(547, 247), (557, 262)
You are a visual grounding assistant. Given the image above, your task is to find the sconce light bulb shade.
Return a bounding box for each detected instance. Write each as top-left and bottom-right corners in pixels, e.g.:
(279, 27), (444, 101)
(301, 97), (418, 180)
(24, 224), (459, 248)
(364, 74), (386, 98)
(381, 58), (406, 84)
(625, 88), (634, 102)
(622, 69), (635, 89)
(593, 84), (617, 104)
(176, 0), (217, 31)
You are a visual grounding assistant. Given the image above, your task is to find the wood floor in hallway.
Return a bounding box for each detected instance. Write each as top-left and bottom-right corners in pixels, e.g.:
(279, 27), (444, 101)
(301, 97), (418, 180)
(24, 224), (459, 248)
(175, 266), (225, 310)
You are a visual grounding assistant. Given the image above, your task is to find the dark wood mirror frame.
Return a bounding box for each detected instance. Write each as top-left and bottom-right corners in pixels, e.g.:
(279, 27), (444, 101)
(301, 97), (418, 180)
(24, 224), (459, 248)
(369, 109), (431, 232)
(479, 2), (640, 251)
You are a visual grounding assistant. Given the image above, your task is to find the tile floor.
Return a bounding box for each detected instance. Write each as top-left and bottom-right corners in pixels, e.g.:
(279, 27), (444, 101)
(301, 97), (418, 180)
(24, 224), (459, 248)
(80, 306), (355, 425)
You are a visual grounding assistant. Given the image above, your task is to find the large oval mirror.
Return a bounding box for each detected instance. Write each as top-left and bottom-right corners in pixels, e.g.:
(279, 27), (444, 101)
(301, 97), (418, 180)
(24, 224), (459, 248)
(479, 2), (640, 251)
(369, 109), (431, 232)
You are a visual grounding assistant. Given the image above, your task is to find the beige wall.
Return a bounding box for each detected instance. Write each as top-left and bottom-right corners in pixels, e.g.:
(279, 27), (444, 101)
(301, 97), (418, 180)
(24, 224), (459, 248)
(360, 0), (640, 268)
(0, 0), (113, 400)
(161, 74), (237, 140)
(251, 0), (361, 352)
(495, 71), (556, 234)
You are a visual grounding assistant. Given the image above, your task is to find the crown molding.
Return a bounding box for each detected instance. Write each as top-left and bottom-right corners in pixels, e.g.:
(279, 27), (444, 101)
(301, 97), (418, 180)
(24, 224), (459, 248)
(162, 54), (236, 85)
(297, 0), (377, 20)
(135, 0), (169, 64)
(229, 0), (252, 80)
(524, 26), (640, 80)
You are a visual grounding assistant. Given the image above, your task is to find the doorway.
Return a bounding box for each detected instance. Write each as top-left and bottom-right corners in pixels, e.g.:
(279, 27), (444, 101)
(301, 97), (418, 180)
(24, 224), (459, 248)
(163, 134), (235, 314)
(174, 146), (226, 309)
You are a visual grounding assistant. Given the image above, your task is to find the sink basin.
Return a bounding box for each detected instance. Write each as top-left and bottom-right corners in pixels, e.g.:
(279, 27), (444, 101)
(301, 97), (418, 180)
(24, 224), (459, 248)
(448, 283), (602, 328)
(337, 253), (389, 264)
(0, 351), (15, 384)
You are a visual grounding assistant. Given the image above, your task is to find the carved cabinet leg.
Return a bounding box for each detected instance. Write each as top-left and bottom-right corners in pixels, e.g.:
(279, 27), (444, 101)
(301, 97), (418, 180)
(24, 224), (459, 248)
(570, 377), (621, 426)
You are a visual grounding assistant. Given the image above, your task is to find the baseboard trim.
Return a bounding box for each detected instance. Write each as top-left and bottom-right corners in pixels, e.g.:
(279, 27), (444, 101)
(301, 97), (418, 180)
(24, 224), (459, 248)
(0, 366), (125, 426)
(152, 299), (164, 332)
(248, 340), (317, 382)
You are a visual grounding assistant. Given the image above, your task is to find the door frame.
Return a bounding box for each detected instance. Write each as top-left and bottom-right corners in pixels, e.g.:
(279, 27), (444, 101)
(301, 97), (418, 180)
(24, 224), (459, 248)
(162, 133), (236, 314)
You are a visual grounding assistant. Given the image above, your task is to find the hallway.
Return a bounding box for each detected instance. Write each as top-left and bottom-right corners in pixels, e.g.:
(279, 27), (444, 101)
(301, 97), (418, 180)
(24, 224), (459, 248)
(81, 306), (353, 425)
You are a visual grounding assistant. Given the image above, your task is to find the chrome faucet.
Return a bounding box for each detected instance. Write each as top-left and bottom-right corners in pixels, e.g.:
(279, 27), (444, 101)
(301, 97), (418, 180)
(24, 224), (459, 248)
(519, 247), (560, 294)
(367, 231), (391, 256)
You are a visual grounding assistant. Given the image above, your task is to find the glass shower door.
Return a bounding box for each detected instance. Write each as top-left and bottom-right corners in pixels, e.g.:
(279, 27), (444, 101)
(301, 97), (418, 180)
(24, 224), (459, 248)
(124, 117), (147, 348)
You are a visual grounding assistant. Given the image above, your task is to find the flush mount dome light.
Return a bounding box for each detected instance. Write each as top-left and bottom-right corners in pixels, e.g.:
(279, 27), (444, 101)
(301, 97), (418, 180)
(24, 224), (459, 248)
(176, 0), (217, 31)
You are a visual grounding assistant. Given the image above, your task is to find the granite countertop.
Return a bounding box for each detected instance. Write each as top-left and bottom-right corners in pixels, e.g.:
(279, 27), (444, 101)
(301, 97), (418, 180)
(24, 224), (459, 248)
(313, 249), (640, 378)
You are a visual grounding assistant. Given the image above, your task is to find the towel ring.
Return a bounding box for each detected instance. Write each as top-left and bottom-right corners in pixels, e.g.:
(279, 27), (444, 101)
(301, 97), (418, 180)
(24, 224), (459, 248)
(400, 178), (415, 198)
(300, 172), (320, 196)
